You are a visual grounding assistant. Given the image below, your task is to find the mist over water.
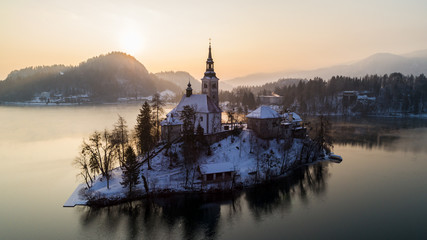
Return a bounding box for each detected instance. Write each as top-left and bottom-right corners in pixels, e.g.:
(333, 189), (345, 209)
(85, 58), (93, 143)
(0, 106), (426, 239)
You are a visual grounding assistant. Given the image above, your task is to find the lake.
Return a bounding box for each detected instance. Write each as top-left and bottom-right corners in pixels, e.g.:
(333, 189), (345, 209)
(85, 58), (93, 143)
(0, 105), (426, 239)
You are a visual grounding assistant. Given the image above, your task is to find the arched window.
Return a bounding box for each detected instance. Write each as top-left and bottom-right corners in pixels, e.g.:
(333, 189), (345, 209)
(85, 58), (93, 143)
(204, 83), (207, 88)
(212, 83), (217, 89)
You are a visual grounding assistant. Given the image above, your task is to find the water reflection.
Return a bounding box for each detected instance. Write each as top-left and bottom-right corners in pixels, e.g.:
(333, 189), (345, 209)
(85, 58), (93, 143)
(245, 163), (328, 220)
(328, 116), (427, 152)
(78, 163), (330, 239)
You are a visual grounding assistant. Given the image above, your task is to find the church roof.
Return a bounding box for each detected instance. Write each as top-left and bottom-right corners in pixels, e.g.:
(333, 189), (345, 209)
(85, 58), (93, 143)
(246, 105), (281, 119)
(174, 94), (222, 113)
(201, 74), (219, 80)
(160, 112), (183, 126)
(283, 112), (302, 122)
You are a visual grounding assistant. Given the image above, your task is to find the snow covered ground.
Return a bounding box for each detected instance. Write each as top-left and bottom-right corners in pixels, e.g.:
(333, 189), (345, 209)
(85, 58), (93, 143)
(64, 130), (320, 207)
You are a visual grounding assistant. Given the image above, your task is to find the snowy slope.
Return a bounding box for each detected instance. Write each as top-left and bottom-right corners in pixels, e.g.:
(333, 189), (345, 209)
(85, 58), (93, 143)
(65, 130), (308, 206)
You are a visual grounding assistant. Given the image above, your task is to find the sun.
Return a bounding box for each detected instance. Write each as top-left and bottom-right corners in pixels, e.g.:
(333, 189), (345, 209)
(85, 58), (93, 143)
(119, 30), (143, 56)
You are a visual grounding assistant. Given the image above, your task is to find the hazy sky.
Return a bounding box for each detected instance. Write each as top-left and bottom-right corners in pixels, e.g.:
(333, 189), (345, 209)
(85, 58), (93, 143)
(1, 0), (427, 80)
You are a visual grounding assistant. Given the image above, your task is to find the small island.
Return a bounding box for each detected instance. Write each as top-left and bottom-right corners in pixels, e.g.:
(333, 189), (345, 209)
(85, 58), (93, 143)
(65, 43), (338, 207)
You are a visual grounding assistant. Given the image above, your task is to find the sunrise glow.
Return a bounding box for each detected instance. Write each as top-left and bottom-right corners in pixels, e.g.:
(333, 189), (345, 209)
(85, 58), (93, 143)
(119, 29), (143, 56)
(1, 0), (427, 80)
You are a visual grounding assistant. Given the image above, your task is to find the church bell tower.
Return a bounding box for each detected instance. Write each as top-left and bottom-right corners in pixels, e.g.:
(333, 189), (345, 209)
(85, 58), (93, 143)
(201, 40), (219, 107)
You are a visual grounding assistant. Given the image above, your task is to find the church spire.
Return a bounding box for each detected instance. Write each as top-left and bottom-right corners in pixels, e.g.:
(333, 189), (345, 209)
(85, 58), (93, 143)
(204, 39), (216, 77)
(201, 39), (219, 107)
(186, 80), (192, 97)
(208, 38), (212, 59)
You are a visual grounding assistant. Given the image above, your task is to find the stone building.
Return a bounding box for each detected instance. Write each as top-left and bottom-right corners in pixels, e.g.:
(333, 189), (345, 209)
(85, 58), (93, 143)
(160, 113), (183, 143)
(246, 105), (282, 139)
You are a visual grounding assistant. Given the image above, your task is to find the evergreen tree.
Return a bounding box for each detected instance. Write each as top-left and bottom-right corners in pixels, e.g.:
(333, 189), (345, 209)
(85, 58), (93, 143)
(242, 91), (249, 108)
(195, 123), (205, 146)
(151, 92), (165, 142)
(247, 91), (257, 109)
(181, 105), (196, 150)
(180, 105), (197, 185)
(135, 101), (154, 169)
(112, 115), (128, 166)
(121, 146), (140, 196)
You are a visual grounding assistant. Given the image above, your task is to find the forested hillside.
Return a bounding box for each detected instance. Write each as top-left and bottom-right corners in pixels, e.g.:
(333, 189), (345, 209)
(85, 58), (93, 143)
(277, 73), (427, 115)
(155, 71), (201, 92)
(220, 73), (427, 115)
(0, 52), (181, 102)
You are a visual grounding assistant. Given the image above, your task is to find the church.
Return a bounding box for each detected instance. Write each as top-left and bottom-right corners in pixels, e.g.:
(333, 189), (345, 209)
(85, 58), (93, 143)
(161, 42), (222, 142)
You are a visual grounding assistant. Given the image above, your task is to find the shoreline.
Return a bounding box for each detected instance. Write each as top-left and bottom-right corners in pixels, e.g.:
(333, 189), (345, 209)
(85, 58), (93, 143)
(64, 157), (336, 208)
(3, 102), (426, 119)
(0, 101), (178, 107)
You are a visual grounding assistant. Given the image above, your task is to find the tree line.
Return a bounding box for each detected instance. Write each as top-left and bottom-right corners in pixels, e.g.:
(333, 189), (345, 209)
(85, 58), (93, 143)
(73, 93), (165, 197)
(220, 73), (427, 115)
(219, 87), (257, 113)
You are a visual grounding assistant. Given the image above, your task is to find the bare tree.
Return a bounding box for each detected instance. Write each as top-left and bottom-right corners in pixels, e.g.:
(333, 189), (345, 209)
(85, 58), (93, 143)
(73, 151), (97, 189)
(311, 115), (333, 158)
(227, 110), (235, 130)
(81, 130), (117, 189)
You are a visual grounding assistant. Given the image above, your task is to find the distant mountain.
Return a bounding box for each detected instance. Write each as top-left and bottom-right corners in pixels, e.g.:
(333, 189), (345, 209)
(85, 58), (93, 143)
(223, 49), (427, 88)
(402, 49), (427, 58)
(248, 78), (306, 94)
(292, 51), (427, 79)
(155, 71), (201, 92)
(223, 71), (292, 89)
(216, 79), (234, 91)
(155, 70), (235, 92)
(0, 52), (181, 102)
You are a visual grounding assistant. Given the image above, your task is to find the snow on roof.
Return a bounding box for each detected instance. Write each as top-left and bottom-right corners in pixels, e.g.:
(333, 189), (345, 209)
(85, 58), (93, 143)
(259, 93), (282, 98)
(201, 75), (219, 80)
(292, 113), (302, 122)
(174, 94), (221, 113)
(199, 162), (234, 175)
(246, 105), (281, 119)
(357, 95), (376, 101)
(159, 89), (176, 98)
(283, 112), (303, 122)
(160, 112), (183, 126)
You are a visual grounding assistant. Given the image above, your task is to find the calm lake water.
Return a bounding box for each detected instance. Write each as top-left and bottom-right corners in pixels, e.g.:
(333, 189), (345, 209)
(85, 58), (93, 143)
(0, 105), (426, 240)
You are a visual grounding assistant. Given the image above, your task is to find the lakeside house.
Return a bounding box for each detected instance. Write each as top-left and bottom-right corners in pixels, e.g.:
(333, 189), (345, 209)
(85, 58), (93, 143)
(246, 106), (306, 139)
(258, 93), (283, 105)
(246, 105), (283, 139)
(160, 113), (183, 143)
(198, 162), (235, 182)
(339, 90), (376, 108)
(283, 111), (303, 127)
